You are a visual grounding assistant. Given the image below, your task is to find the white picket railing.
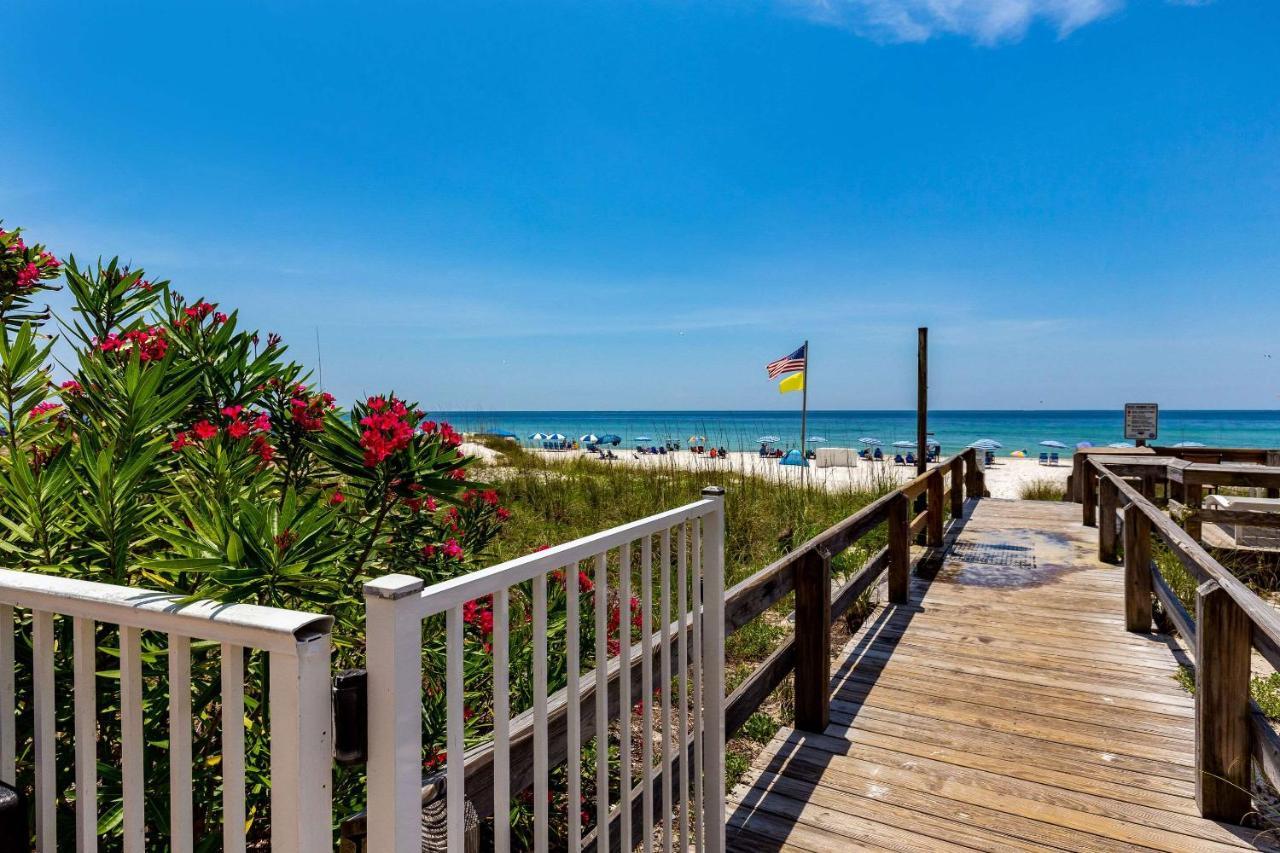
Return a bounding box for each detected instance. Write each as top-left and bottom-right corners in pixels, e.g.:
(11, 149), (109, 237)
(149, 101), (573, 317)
(365, 488), (727, 853)
(0, 568), (334, 853)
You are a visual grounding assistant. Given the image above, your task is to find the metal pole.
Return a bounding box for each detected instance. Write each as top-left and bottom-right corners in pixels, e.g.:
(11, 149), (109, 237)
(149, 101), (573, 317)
(800, 340), (809, 465)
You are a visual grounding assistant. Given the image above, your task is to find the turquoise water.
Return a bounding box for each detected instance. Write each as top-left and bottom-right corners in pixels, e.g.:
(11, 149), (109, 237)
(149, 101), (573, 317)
(437, 410), (1280, 454)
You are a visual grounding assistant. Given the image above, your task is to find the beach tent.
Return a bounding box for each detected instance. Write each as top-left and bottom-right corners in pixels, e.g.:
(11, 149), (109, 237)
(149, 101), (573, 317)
(858, 437), (884, 446)
(779, 449), (809, 467)
(1039, 440), (1068, 449)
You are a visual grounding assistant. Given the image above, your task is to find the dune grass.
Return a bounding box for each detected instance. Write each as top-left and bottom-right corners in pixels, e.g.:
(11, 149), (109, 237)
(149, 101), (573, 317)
(1018, 477), (1068, 501)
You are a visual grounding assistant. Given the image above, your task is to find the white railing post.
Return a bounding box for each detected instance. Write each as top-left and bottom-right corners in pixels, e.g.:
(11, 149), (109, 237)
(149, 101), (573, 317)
(700, 487), (726, 853)
(365, 574), (426, 853)
(269, 626), (333, 852)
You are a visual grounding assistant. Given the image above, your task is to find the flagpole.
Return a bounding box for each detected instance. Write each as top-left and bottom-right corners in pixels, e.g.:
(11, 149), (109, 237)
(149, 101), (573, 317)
(800, 339), (809, 464)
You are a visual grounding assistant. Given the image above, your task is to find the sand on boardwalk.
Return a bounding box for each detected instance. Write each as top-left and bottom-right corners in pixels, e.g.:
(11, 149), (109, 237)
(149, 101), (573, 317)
(466, 440), (1071, 501)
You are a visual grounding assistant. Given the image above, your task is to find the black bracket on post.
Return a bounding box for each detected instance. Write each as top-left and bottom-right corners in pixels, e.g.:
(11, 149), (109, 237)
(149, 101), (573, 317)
(333, 668), (368, 766)
(0, 780), (27, 853)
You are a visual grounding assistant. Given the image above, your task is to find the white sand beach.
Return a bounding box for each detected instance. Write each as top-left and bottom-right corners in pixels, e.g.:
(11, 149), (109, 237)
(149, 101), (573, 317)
(465, 441), (1072, 501)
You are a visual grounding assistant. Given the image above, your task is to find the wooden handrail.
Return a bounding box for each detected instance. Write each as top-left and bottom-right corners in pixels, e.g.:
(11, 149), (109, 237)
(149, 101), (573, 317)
(1088, 458), (1280, 822)
(341, 448), (978, 846)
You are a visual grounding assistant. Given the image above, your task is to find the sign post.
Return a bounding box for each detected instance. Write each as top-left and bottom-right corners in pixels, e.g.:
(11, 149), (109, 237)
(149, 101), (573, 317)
(1124, 403), (1159, 448)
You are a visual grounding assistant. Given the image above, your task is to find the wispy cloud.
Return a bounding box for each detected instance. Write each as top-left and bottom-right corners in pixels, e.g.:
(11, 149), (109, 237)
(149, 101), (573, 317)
(781, 0), (1203, 45)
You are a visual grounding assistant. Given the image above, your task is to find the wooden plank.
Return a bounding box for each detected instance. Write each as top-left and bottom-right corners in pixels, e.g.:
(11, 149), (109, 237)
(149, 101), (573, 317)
(927, 468), (944, 546)
(1125, 502), (1155, 633)
(887, 493), (910, 604)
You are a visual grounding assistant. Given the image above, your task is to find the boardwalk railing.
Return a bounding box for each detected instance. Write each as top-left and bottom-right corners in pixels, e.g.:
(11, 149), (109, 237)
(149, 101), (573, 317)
(1085, 455), (1280, 823)
(363, 488), (727, 853)
(722, 447), (979, 737)
(0, 568), (334, 853)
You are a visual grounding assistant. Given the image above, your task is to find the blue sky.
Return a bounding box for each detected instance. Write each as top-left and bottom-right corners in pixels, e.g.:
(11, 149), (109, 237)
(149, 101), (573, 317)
(2, 0), (1277, 410)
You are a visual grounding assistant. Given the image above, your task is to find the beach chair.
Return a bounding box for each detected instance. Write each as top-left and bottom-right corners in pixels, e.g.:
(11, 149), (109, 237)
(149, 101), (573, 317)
(874, 448), (884, 461)
(893, 454), (905, 465)
(1039, 452), (1048, 465)
(905, 453), (916, 465)
(1050, 452), (1059, 466)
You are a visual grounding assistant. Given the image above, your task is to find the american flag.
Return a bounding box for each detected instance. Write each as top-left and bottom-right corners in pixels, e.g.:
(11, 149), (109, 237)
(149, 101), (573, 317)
(766, 344), (807, 379)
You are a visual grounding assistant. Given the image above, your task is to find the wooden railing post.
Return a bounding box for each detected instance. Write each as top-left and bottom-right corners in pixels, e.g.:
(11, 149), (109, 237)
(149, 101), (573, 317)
(888, 493), (911, 604)
(950, 456), (965, 519)
(1195, 579), (1252, 823)
(1267, 450), (1280, 498)
(1082, 461), (1098, 527)
(1185, 482), (1204, 541)
(926, 468), (944, 547)
(793, 547), (831, 733)
(1122, 503), (1152, 633)
(964, 449), (979, 498)
(1098, 475), (1119, 563)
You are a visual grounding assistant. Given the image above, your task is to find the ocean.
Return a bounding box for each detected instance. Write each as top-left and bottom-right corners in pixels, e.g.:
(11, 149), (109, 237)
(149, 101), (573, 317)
(437, 410), (1280, 454)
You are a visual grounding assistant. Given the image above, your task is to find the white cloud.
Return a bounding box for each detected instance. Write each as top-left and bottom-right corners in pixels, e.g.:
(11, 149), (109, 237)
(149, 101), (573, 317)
(782, 0), (1199, 45)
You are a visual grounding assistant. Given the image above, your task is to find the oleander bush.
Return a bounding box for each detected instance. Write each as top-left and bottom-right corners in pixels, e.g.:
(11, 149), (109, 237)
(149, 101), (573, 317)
(0, 222), (523, 849)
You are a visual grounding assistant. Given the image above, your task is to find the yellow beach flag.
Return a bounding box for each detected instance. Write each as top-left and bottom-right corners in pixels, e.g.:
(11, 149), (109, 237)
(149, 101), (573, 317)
(778, 371), (805, 394)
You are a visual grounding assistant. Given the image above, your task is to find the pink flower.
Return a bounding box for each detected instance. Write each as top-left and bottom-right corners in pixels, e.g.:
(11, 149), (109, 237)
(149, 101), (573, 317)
(443, 539), (464, 559)
(328, 491), (345, 506)
(221, 405), (243, 419)
(497, 507), (511, 521)
(192, 420), (218, 441)
(171, 432), (189, 452)
(59, 380), (83, 395)
(227, 420), (250, 439)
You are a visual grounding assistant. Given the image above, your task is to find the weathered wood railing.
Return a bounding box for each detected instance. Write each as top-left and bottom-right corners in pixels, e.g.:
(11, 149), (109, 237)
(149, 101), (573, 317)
(733, 447), (979, 736)
(342, 447), (981, 851)
(1087, 456), (1280, 823)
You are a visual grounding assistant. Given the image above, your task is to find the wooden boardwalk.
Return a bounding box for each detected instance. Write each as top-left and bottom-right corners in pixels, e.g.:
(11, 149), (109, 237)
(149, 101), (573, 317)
(727, 499), (1279, 852)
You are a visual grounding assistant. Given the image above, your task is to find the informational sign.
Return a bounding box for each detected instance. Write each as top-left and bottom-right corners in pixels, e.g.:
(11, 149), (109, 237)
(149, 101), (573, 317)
(1124, 403), (1159, 441)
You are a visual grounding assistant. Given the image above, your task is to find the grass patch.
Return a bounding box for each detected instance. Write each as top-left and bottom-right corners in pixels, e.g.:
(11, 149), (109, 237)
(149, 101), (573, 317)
(1018, 478), (1067, 501)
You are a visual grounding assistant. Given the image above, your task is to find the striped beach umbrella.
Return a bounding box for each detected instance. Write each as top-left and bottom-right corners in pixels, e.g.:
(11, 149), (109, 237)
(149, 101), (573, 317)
(857, 437), (883, 446)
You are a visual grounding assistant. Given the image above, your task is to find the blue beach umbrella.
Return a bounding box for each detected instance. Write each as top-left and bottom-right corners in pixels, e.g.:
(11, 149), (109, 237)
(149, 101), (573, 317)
(756, 435), (780, 444)
(807, 436), (828, 443)
(634, 435), (654, 443)
(1173, 441), (1206, 448)
(892, 440), (915, 448)
(579, 434), (600, 444)
(1108, 442), (1135, 449)
(598, 434), (621, 445)
(1039, 440), (1068, 449)
(858, 437), (883, 446)
(546, 433), (566, 441)
(529, 432), (549, 441)
(1076, 441), (1094, 449)
(969, 439), (1002, 449)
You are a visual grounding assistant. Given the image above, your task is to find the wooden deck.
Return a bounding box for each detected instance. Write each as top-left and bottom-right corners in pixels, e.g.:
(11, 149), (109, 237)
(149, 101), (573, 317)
(727, 499), (1279, 852)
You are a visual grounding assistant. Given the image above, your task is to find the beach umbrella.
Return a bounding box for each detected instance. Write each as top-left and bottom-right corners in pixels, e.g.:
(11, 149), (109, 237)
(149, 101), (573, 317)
(529, 432), (548, 441)
(1039, 440), (1068, 449)
(484, 429), (517, 439)
(858, 437), (883, 446)
(968, 439), (1002, 449)
(1173, 441), (1206, 448)
(892, 440), (915, 448)
(1010, 450), (1027, 458)
(546, 433), (566, 441)
(756, 435), (780, 444)
(579, 434), (600, 444)
(598, 434), (621, 445)
(1076, 441), (1094, 449)
(688, 436), (705, 444)
(634, 435), (654, 442)
(1108, 442), (1135, 449)
(807, 436), (828, 443)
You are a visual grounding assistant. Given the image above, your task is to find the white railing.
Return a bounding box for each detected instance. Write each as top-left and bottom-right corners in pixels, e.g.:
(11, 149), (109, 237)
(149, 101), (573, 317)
(0, 568), (334, 853)
(365, 487), (727, 853)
